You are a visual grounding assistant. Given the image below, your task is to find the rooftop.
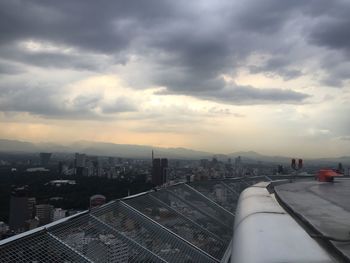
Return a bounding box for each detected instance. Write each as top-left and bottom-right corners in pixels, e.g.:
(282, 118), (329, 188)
(0, 176), (272, 262)
(275, 178), (350, 261)
(1, 175), (349, 262)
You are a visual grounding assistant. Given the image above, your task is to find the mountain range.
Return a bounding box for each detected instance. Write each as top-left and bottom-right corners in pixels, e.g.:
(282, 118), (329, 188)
(0, 139), (349, 165)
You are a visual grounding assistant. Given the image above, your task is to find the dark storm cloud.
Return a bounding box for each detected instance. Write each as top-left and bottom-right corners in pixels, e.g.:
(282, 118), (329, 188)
(234, 0), (305, 34)
(305, 1), (350, 86)
(0, 0), (177, 52)
(249, 57), (303, 81)
(1, 0), (349, 111)
(233, 0), (350, 87)
(308, 2), (350, 56)
(157, 79), (309, 105)
(317, 52), (350, 87)
(195, 83), (309, 105)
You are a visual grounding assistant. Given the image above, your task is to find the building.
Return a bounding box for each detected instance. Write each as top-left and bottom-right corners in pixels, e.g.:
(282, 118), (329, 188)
(49, 180), (76, 187)
(90, 194), (106, 209)
(75, 153), (87, 176)
(26, 167), (49, 172)
(0, 221), (9, 238)
(52, 208), (67, 222)
(152, 158), (168, 186)
(25, 218), (39, 230)
(58, 161), (69, 175)
(8, 187), (36, 233)
(39, 152), (52, 167)
(35, 204), (54, 225)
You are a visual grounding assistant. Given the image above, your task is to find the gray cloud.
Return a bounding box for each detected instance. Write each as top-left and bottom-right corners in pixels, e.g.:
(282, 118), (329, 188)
(0, 84), (138, 119)
(157, 79), (309, 105)
(317, 52), (350, 87)
(308, 6), (350, 56)
(0, 43), (113, 71)
(0, 60), (24, 75)
(102, 97), (138, 114)
(249, 57), (303, 81)
(201, 84), (309, 105)
(1, 0), (350, 110)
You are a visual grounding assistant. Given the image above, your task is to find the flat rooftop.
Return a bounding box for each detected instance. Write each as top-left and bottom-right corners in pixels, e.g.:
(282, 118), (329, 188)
(275, 178), (350, 261)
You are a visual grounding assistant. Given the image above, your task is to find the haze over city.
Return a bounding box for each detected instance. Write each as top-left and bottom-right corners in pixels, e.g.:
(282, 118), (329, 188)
(1, 0), (350, 158)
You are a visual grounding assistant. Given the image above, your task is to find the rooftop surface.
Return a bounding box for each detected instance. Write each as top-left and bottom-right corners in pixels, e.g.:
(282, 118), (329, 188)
(0, 176), (273, 262)
(275, 178), (350, 261)
(2, 175), (348, 262)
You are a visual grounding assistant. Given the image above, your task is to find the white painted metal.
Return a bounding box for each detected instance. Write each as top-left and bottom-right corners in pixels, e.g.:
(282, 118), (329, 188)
(232, 185), (335, 263)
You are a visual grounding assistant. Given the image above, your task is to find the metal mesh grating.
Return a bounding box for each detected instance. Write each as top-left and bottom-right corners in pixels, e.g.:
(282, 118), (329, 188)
(2, 178), (288, 262)
(188, 180), (239, 214)
(0, 231), (88, 263)
(150, 188), (232, 242)
(124, 194), (227, 259)
(49, 213), (164, 263)
(92, 201), (217, 263)
(168, 184), (234, 228)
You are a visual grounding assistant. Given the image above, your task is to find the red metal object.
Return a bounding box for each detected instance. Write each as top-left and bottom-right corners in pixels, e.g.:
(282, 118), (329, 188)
(298, 159), (303, 169)
(291, 159), (296, 170)
(317, 169), (342, 182)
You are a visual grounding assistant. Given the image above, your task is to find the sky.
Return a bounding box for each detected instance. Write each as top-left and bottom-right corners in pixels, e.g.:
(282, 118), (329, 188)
(0, 0), (350, 157)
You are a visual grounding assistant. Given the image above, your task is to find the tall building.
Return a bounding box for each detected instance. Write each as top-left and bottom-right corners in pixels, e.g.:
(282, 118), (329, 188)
(152, 158), (168, 186)
(9, 187), (36, 233)
(39, 152), (52, 167)
(35, 204), (54, 225)
(161, 158), (168, 183)
(75, 153), (87, 176)
(58, 161), (69, 175)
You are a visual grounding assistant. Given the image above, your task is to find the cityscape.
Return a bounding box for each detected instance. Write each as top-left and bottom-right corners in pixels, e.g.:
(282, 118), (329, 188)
(1, 0), (350, 262)
(0, 147), (348, 242)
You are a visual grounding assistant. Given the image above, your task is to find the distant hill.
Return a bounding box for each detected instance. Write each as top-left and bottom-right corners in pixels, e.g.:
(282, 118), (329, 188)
(0, 139), (212, 159)
(0, 139), (349, 164)
(0, 139), (38, 152)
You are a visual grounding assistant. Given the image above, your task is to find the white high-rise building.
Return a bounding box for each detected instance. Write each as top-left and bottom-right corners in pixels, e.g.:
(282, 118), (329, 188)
(52, 208), (66, 222)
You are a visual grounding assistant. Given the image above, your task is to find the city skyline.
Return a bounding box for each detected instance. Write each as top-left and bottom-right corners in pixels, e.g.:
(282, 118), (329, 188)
(1, 1), (350, 157)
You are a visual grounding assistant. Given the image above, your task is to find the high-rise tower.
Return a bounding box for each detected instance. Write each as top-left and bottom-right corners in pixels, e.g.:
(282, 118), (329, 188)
(152, 158), (168, 186)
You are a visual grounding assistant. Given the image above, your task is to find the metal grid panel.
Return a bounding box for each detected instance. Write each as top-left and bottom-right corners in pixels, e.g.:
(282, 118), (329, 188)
(1, 177), (275, 262)
(124, 194), (227, 260)
(188, 180), (239, 214)
(0, 231), (88, 263)
(92, 201), (216, 263)
(223, 178), (250, 194)
(49, 213), (163, 263)
(151, 189), (232, 242)
(168, 184), (234, 228)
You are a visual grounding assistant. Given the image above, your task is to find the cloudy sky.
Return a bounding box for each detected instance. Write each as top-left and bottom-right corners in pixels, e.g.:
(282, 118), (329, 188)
(1, 0), (350, 157)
